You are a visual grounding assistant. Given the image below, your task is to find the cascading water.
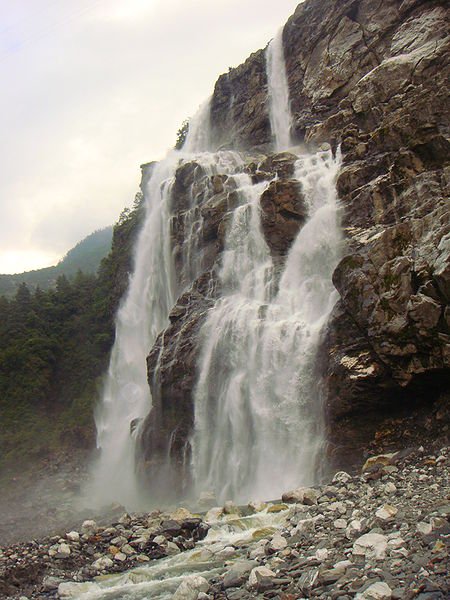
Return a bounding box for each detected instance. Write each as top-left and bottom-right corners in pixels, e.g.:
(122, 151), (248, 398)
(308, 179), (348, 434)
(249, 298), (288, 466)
(266, 25), (293, 151)
(191, 24), (342, 503)
(191, 150), (341, 503)
(91, 101), (244, 508)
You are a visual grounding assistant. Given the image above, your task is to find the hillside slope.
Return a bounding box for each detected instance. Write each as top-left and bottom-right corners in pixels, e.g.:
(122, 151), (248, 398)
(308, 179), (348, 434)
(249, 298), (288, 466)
(0, 227), (113, 297)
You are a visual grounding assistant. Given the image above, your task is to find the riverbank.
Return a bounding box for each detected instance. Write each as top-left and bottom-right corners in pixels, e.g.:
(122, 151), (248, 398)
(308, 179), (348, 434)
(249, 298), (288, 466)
(1, 445), (449, 599)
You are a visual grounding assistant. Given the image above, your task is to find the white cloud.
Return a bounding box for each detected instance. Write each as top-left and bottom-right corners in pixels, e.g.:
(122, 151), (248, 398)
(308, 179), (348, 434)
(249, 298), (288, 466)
(0, 0), (300, 274)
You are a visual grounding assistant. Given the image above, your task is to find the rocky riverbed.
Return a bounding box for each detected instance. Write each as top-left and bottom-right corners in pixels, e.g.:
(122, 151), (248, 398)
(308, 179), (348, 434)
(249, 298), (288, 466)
(1, 446), (449, 599)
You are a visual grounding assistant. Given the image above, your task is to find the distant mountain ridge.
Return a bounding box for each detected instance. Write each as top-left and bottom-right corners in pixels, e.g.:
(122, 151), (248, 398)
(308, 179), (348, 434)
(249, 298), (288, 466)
(0, 227), (113, 297)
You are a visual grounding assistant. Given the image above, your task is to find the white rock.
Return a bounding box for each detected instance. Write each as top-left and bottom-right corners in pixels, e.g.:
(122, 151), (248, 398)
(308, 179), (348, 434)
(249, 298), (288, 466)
(65, 531), (79, 542)
(248, 566), (276, 589)
(375, 504), (398, 521)
(249, 545), (266, 560)
(355, 581), (392, 599)
(121, 544), (135, 555)
(334, 559), (353, 570)
(267, 532), (287, 552)
(170, 507), (193, 521)
(387, 537), (405, 550)
(91, 556), (113, 571)
(329, 501), (347, 514)
(135, 554), (150, 562)
(248, 500), (267, 513)
(114, 552), (127, 562)
(81, 520), (98, 535)
(383, 482), (397, 495)
(173, 575), (209, 600)
(334, 518), (347, 529)
(111, 535), (128, 546)
(353, 533), (388, 560)
(416, 521), (432, 535)
(292, 518), (315, 534)
(153, 535), (167, 545)
(315, 548), (329, 561)
(55, 543), (71, 558)
(346, 519), (363, 539)
(205, 507), (224, 522)
(282, 487), (319, 505)
(332, 471), (352, 484)
(166, 541), (181, 555)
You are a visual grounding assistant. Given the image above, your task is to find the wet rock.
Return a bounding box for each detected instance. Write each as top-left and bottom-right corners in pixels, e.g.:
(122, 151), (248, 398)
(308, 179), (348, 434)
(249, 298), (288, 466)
(173, 575), (209, 599)
(260, 179), (307, 257)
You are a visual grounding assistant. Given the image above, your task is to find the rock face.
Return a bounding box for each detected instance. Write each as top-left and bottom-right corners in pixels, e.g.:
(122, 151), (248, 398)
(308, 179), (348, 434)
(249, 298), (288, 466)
(139, 0), (449, 481)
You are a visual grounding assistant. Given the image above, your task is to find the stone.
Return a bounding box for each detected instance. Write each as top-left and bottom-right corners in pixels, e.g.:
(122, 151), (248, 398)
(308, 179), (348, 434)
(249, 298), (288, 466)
(416, 522), (432, 535)
(81, 520), (98, 536)
(346, 519), (363, 538)
(65, 531), (79, 542)
(223, 560), (257, 588)
(282, 487), (319, 505)
(114, 552), (127, 562)
(362, 454), (398, 473)
(267, 532), (288, 553)
(332, 471), (353, 484)
(353, 533), (388, 560)
(121, 543), (135, 555)
(334, 518), (348, 529)
(355, 581), (392, 599)
(42, 576), (64, 591)
(248, 500), (267, 513)
(248, 566), (276, 591)
(375, 505), (398, 521)
(166, 541), (181, 555)
(92, 556), (114, 571)
(55, 543), (71, 558)
(383, 483), (397, 495)
(173, 575), (209, 599)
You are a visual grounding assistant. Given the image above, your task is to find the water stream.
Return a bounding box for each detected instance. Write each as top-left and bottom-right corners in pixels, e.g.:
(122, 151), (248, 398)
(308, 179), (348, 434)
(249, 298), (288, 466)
(57, 508), (291, 599)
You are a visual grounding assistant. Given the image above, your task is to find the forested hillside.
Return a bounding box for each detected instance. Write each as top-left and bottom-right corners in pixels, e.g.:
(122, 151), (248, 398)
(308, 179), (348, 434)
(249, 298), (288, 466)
(0, 199), (143, 472)
(0, 227), (113, 298)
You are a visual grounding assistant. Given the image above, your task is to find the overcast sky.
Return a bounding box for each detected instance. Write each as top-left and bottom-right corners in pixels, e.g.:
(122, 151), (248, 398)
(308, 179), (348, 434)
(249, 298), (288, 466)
(0, 0), (300, 274)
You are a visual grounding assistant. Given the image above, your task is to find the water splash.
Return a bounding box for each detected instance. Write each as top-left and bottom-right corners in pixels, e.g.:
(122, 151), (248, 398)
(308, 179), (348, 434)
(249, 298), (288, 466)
(266, 26), (293, 151)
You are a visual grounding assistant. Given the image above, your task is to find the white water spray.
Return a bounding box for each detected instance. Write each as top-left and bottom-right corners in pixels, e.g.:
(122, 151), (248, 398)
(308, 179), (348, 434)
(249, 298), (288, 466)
(266, 26), (293, 151)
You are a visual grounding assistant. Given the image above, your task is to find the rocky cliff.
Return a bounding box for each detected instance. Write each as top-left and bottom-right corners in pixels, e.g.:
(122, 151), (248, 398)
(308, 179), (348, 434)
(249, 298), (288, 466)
(138, 0), (449, 488)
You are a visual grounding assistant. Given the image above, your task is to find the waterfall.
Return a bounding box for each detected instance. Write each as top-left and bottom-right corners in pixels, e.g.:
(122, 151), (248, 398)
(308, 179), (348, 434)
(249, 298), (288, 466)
(266, 25), (293, 151)
(191, 28), (342, 503)
(191, 150), (341, 503)
(91, 101), (220, 508)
